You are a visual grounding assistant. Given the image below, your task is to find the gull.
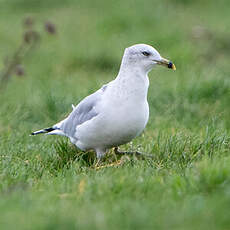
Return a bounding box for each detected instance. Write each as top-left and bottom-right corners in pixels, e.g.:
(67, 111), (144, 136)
(31, 44), (176, 158)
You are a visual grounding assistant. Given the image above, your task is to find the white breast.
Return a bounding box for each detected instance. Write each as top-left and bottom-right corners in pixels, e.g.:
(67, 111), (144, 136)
(75, 75), (150, 150)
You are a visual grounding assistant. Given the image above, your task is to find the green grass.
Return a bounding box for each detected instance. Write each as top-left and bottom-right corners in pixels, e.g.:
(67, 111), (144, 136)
(0, 0), (230, 229)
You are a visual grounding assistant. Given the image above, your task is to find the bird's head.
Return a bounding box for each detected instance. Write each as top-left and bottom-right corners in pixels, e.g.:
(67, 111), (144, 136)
(123, 44), (176, 73)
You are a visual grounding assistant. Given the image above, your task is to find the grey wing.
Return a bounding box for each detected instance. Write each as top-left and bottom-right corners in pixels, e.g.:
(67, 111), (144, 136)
(58, 87), (104, 138)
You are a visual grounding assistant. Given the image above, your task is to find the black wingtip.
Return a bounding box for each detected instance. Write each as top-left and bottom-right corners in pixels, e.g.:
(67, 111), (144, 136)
(30, 127), (55, 136)
(44, 127), (55, 132)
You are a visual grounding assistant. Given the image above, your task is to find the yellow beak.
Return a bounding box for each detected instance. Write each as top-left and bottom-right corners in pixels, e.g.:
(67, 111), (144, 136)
(155, 57), (176, 70)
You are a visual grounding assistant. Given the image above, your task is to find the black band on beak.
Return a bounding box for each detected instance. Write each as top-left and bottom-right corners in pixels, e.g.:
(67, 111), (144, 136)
(168, 61), (173, 69)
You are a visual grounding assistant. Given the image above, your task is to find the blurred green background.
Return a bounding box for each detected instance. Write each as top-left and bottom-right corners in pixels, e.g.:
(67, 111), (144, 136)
(0, 0), (230, 229)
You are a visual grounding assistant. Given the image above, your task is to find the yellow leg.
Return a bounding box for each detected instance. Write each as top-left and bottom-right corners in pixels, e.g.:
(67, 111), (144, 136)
(94, 159), (122, 170)
(114, 147), (153, 158)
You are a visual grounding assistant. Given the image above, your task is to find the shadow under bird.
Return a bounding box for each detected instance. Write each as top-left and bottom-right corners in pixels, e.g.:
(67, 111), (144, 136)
(31, 44), (176, 158)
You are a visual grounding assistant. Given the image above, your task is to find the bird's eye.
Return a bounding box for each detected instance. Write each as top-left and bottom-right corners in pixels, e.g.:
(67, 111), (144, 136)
(142, 51), (150, 56)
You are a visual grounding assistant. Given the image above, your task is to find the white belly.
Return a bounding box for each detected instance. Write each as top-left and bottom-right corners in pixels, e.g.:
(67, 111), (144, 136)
(74, 100), (149, 150)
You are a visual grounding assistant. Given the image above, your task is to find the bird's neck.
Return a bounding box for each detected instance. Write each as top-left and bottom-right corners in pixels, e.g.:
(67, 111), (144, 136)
(114, 64), (149, 102)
